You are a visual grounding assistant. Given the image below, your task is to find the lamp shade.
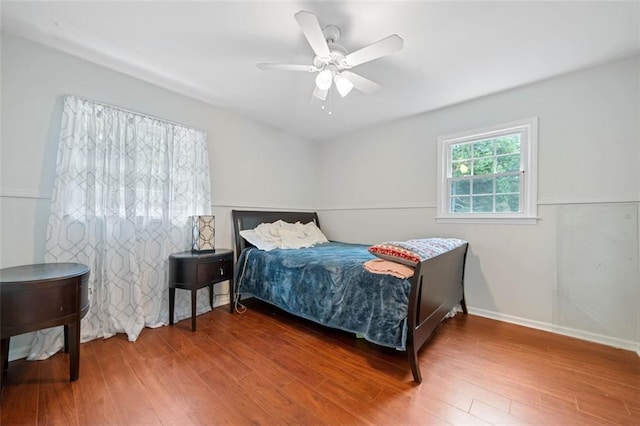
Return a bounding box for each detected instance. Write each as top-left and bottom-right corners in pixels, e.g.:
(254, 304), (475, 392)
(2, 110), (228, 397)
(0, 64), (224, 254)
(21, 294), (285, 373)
(334, 73), (354, 97)
(315, 68), (333, 90)
(312, 86), (329, 101)
(191, 215), (215, 252)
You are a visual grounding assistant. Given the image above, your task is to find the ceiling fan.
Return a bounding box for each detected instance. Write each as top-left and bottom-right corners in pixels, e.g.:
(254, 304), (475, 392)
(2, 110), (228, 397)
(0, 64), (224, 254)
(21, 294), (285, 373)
(257, 11), (403, 101)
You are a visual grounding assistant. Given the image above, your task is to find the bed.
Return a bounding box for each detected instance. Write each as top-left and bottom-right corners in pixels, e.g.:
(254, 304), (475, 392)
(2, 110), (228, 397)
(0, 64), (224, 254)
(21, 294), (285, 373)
(231, 210), (469, 383)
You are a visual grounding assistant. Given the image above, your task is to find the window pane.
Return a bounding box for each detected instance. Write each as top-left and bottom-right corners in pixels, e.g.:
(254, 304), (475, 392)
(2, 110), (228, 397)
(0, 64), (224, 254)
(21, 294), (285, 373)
(496, 154), (520, 172)
(472, 177), (493, 194)
(439, 117), (536, 220)
(472, 195), (493, 212)
(496, 194), (520, 212)
(496, 135), (521, 155)
(496, 174), (520, 194)
(473, 139), (494, 158)
(450, 179), (470, 195)
(451, 143), (471, 161)
(451, 196), (470, 213)
(452, 161), (471, 177)
(473, 157), (494, 176)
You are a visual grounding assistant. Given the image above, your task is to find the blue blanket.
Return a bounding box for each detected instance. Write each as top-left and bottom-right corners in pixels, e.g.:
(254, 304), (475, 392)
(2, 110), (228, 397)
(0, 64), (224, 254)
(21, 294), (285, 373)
(235, 242), (411, 350)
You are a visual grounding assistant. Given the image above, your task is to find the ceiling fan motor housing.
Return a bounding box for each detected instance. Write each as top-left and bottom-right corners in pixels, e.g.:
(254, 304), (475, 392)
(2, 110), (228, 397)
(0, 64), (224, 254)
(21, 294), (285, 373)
(313, 25), (349, 70)
(323, 25), (341, 43)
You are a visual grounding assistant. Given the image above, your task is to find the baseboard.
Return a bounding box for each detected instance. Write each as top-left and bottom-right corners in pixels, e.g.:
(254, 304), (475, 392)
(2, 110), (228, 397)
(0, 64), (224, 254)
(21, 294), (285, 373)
(467, 307), (640, 353)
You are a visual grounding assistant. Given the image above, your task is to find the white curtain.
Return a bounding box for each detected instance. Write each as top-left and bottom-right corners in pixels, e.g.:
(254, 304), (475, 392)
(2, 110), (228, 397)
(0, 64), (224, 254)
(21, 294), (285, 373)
(29, 95), (212, 359)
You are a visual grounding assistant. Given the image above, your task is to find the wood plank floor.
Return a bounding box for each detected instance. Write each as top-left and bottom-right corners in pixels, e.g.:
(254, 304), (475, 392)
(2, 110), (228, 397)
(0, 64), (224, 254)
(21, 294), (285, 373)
(2, 299), (639, 425)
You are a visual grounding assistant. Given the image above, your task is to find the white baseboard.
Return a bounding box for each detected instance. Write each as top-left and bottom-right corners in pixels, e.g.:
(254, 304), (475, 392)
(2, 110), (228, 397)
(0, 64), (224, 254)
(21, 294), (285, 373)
(467, 307), (640, 353)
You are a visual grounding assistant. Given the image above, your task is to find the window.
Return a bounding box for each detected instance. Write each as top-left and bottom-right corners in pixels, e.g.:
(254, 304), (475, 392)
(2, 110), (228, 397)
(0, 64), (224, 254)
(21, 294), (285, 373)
(437, 117), (538, 224)
(62, 98), (210, 222)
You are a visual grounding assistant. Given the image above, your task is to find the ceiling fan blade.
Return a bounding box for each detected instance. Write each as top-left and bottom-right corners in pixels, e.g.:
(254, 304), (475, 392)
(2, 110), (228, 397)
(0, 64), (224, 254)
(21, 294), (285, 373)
(312, 86), (329, 101)
(294, 11), (331, 58)
(341, 71), (381, 94)
(257, 63), (317, 72)
(343, 34), (403, 67)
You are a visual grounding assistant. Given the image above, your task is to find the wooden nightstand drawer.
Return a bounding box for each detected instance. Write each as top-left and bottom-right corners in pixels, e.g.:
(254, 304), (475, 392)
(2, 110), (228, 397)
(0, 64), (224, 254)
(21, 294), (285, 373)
(2, 282), (76, 331)
(196, 259), (232, 283)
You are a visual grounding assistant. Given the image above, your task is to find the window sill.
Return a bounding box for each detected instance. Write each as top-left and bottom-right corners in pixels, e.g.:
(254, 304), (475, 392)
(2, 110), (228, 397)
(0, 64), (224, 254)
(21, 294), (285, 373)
(435, 216), (539, 225)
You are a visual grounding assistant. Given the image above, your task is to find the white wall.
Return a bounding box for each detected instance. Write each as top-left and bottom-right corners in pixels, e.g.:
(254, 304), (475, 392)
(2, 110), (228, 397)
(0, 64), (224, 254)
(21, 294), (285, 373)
(317, 56), (640, 351)
(0, 32), (317, 358)
(2, 30), (638, 360)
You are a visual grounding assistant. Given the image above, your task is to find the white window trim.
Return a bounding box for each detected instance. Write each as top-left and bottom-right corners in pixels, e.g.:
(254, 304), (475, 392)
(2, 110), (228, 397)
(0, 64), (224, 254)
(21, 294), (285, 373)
(436, 117), (539, 224)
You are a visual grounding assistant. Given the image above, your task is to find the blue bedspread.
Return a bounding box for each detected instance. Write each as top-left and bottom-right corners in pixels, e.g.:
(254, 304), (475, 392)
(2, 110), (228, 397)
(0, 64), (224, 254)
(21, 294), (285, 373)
(235, 242), (411, 350)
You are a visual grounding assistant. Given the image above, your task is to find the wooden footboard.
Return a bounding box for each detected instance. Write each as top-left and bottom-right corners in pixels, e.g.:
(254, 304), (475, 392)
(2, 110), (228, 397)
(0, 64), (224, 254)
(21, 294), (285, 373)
(405, 243), (469, 383)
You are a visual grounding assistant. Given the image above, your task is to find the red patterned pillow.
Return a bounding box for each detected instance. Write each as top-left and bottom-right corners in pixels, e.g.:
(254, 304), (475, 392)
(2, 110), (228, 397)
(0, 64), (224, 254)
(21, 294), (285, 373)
(368, 244), (421, 266)
(370, 238), (467, 266)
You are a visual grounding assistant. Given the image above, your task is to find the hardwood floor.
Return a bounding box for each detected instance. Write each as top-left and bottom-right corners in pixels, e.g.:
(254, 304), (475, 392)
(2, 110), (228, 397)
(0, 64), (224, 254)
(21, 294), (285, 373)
(2, 299), (639, 425)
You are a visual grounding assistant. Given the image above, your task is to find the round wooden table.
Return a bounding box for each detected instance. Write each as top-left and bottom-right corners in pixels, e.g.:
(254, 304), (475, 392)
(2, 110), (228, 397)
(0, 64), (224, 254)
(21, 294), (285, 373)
(0, 263), (90, 387)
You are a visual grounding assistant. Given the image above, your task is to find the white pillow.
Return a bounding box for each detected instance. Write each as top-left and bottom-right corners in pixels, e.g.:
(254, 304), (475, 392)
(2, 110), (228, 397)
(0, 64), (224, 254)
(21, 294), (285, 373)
(239, 229), (279, 251)
(302, 221), (329, 244)
(240, 220), (329, 251)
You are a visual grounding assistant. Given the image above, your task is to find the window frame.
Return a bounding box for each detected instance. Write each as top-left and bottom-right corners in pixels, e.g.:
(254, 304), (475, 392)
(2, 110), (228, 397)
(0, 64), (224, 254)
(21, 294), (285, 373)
(436, 117), (538, 224)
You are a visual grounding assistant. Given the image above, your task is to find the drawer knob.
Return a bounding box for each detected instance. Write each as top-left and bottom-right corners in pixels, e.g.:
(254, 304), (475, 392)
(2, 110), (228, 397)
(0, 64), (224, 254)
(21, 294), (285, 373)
(219, 268), (224, 275)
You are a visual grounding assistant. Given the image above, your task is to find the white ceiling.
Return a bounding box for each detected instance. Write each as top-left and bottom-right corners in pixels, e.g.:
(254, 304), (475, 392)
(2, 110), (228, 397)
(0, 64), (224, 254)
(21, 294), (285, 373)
(2, 1), (639, 141)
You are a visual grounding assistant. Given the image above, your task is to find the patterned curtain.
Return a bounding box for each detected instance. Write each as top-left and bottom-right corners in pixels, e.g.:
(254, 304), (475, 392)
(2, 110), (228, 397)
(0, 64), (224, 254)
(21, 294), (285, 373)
(29, 95), (212, 359)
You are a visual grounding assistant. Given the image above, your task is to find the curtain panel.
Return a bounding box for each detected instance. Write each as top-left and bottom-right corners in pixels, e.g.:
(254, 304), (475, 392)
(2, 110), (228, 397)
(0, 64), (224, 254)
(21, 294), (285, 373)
(29, 95), (212, 359)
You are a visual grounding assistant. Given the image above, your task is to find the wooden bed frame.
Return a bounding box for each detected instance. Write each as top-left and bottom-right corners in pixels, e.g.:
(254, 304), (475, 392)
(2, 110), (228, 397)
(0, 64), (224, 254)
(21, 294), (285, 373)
(231, 209), (468, 383)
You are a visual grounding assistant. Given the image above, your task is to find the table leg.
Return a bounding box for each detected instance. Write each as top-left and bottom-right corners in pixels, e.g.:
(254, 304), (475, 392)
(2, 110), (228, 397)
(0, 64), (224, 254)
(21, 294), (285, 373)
(63, 324), (69, 353)
(1, 338), (9, 388)
(229, 278), (235, 313)
(191, 289), (197, 332)
(208, 284), (214, 309)
(68, 322), (80, 381)
(169, 287), (175, 325)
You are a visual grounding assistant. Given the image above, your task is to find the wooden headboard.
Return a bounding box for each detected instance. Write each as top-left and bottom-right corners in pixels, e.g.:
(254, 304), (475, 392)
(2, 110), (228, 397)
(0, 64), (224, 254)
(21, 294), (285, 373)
(231, 210), (320, 258)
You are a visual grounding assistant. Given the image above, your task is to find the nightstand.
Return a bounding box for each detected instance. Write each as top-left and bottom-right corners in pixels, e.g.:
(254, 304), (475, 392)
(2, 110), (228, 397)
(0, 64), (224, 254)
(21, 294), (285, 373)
(168, 249), (234, 331)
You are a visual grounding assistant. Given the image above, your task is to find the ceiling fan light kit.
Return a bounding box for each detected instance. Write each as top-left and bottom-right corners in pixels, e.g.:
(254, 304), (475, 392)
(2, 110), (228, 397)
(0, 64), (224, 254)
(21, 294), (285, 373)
(257, 10), (403, 103)
(315, 66), (334, 91)
(334, 73), (354, 97)
(312, 86), (329, 101)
